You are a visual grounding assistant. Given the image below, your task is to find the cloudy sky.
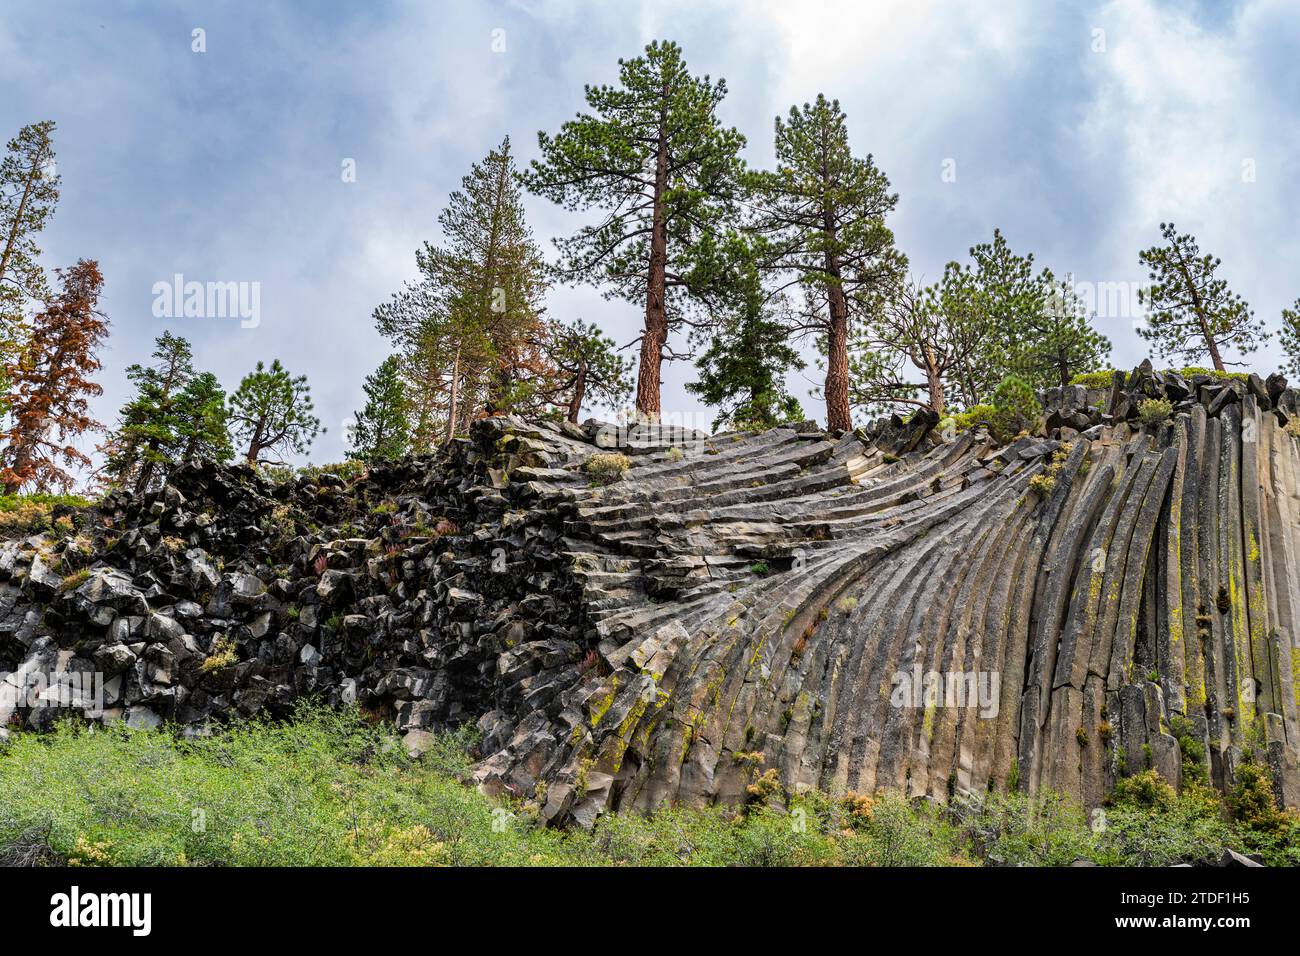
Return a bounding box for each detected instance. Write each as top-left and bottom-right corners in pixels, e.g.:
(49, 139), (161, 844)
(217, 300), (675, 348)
(3, 0), (1298, 467)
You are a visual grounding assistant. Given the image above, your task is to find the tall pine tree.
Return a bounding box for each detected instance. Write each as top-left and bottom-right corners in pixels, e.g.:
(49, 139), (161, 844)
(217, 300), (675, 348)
(0, 121), (59, 356)
(376, 137), (549, 440)
(175, 371), (232, 465)
(103, 332), (195, 493)
(748, 95), (904, 431)
(1021, 271), (1111, 387)
(0, 120), (60, 395)
(849, 280), (974, 417)
(102, 332), (232, 490)
(522, 40), (746, 417)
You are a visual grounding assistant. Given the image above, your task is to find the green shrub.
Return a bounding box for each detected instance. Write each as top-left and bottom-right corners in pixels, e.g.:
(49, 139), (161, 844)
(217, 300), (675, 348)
(971, 790), (1097, 866)
(1171, 366), (1248, 382)
(1068, 370), (1119, 389)
(200, 637), (239, 674)
(1, 706), (1292, 867)
(1137, 397), (1172, 425)
(0, 493), (90, 535)
(1028, 473), (1056, 496)
(947, 404), (997, 434)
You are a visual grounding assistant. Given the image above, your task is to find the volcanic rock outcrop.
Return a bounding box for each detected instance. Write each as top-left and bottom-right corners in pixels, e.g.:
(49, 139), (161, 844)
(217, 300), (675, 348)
(2, 362), (1299, 827)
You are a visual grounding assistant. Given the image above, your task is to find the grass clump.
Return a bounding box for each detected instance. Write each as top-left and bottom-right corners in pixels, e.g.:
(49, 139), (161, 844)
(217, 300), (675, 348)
(583, 453), (631, 485)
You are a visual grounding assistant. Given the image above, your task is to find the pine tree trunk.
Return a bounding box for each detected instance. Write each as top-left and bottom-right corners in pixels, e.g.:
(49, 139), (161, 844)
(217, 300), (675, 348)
(823, 243), (851, 431)
(636, 90), (670, 420)
(568, 365), (587, 423)
(0, 154), (39, 287)
(925, 350), (945, 416)
(1206, 335), (1225, 373)
(244, 420), (264, 466)
(445, 345), (461, 442)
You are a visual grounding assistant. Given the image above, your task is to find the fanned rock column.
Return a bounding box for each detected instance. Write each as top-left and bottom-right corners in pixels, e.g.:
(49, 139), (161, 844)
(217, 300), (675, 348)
(2, 366), (1300, 826)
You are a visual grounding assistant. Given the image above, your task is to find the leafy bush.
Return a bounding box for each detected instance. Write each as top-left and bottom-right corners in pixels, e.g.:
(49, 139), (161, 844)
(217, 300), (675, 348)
(969, 790), (1097, 866)
(1028, 473), (1056, 496)
(1068, 370), (1119, 389)
(1137, 397), (1172, 425)
(0, 493), (91, 536)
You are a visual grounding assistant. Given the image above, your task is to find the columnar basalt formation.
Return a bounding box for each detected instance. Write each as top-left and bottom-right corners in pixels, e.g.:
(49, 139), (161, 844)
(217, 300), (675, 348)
(1, 363), (1298, 827)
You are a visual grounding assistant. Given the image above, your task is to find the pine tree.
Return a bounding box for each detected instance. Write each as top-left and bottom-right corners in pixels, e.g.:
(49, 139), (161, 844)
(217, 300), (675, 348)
(103, 332), (195, 493)
(376, 137), (549, 439)
(1137, 222), (1267, 372)
(175, 371), (232, 464)
(348, 356), (411, 463)
(1019, 272), (1111, 387)
(102, 333), (233, 490)
(949, 229), (1047, 400)
(227, 360), (321, 467)
(0, 259), (108, 494)
(548, 318), (634, 424)
(686, 233), (804, 430)
(0, 121), (60, 366)
(748, 95), (904, 431)
(522, 40), (747, 417)
(1280, 298), (1300, 379)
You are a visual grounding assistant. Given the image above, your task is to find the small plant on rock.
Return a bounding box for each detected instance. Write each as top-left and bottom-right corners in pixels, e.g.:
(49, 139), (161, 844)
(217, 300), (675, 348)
(583, 453), (631, 485)
(1137, 397), (1172, 425)
(1028, 473), (1057, 496)
(201, 636), (239, 674)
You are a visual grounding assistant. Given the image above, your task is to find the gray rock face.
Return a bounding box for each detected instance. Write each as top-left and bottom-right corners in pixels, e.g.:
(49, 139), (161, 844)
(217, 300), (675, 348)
(2, 378), (1299, 829)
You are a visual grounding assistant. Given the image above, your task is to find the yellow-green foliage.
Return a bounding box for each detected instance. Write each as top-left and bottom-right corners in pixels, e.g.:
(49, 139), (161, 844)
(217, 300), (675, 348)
(583, 453), (631, 484)
(1029, 473), (1057, 496)
(946, 404), (997, 433)
(1068, 370), (1120, 389)
(0, 493), (90, 536)
(1137, 397), (1172, 425)
(1069, 367), (1247, 389)
(200, 637), (239, 674)
(1171, 366), (1248, 382)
